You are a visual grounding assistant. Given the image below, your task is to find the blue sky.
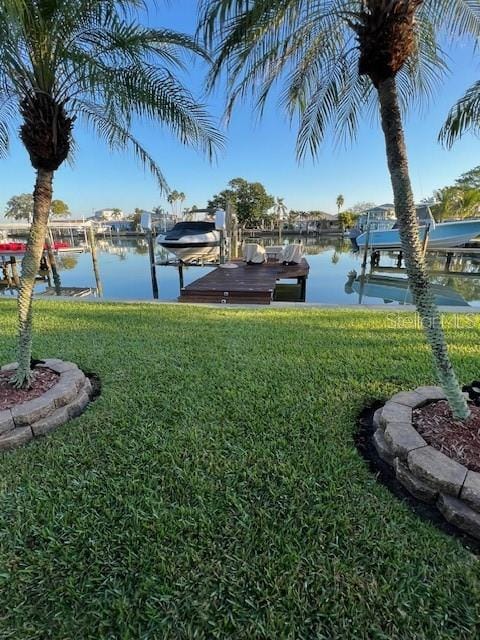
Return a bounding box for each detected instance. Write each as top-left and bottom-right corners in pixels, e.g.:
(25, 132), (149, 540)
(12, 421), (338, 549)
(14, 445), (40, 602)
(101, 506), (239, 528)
(0, 0), (478, 218)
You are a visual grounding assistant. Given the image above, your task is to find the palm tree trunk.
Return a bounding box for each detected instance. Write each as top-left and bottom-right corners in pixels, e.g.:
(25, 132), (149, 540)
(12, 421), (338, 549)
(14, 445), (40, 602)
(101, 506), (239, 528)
(377, 77), (469, 420)
(11, 168), (54, 388)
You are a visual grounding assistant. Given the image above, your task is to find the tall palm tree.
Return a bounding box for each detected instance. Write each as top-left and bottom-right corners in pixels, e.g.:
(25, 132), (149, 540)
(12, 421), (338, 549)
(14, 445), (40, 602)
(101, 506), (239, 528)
(275, 197), (287, 234)
(200, 0), (480, 419)
(0, 0), (222, 387)
(336, 194), (345, 215)
(178, 191), (186, 211)
(167, 190), (187, 218)
(167, 191), (178, 216)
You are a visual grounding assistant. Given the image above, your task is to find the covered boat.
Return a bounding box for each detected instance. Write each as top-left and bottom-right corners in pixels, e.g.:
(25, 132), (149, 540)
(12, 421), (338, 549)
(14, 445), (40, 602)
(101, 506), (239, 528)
(156, 221), (220, 261)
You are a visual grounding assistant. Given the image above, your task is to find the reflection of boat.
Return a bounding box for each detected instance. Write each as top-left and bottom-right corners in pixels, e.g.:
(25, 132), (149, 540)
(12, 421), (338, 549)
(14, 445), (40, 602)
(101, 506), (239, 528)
(355, 219), (480, 250)
(0, 241), (71, 254)
(156, 221), (220, 261)
(344, 271), (470, 306)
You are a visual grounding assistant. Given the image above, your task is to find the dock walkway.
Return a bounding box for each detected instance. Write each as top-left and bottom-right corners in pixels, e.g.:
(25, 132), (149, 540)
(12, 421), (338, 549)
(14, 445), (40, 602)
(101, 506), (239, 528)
(179, 259), (309, 304)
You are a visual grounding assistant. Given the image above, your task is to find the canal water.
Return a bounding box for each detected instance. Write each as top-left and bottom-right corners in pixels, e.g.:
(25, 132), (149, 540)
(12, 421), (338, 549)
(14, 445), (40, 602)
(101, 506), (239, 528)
(4, 235), (480, 306)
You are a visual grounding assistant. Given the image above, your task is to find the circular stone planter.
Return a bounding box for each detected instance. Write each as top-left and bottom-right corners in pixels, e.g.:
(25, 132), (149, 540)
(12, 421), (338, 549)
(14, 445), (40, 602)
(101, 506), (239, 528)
(0, 359), (93, 451)
(373, 387), (480, 541)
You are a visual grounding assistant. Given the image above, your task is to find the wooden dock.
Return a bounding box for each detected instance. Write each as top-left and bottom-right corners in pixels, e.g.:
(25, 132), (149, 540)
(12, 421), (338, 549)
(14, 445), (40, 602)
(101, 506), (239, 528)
(179, 259), (309, 304)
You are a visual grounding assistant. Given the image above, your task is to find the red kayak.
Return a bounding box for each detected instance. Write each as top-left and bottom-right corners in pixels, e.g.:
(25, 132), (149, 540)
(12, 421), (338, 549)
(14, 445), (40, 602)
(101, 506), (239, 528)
(0, 241), (71, 253)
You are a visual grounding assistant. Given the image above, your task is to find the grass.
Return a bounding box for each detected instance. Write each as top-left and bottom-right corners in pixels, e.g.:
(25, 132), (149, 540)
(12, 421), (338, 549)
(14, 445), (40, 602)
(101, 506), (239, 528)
(0, 300), (479, 639)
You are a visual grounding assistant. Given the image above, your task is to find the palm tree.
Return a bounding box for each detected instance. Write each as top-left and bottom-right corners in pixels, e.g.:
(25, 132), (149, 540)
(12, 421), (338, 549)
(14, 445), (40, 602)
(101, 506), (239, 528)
(336, 194), (345, 215)
(461, 188), (480, 218)
(433, 186), (480, 222)
(167, 191), (177, 216)
(0, 0), (222, 387)
(167, 190), (187, 219)
(178, 191), (186, 212)
(200, 0), (480, 419)
(274, 197), (287, 237)
(432, 187), (464, 222)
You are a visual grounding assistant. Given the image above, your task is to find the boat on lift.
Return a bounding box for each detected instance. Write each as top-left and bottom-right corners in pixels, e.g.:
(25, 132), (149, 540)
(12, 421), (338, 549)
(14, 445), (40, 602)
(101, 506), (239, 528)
(156, 221), (220, 262)
(352, 206), (480, 250)
(0, 241), (72, 255)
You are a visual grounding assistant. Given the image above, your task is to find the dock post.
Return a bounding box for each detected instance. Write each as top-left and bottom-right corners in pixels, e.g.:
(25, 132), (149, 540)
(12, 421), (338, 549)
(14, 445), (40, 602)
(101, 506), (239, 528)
(46, 229), (62, 295)
(227, 203), (239, 259)
(445, 252), (453, 272)
(10, 256), (20, 288)
(4, 261), (12, 288)
(146, 229), (159, 299)
(361, 224), (371, 270)
(87, 224), (103, 297)
(219, 230), (225, 264)
(421, 224), (431, 257)
(178, 262), (184, 291)
(358, 225), (371, 305)
(298, 275), (307, 301)
(231, 226), (238, 259)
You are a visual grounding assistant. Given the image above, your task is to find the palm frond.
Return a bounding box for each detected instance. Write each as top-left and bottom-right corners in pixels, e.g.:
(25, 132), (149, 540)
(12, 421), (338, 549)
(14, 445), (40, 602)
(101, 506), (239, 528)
(439, 80), (480, 147)
(0, 0), (223, 174)
(79, 101), (170, 193)
(422, 0), (480, 39)
(199, 0), (463, 159)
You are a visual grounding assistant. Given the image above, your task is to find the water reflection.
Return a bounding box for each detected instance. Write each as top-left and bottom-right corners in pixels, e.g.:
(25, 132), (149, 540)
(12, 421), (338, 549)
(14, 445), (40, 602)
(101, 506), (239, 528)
(345, 271), (470, 306)
(0, 234), (474, 305)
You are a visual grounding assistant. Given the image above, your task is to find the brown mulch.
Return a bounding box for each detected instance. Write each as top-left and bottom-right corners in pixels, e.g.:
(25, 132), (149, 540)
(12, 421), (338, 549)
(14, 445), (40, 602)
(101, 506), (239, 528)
(413, 401), (480, 472)
(0, 368), (59, 411)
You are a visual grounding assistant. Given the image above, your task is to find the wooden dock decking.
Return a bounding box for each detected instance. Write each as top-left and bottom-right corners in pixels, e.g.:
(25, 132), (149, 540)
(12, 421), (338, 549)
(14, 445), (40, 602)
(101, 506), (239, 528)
(179, 259), (309, 304)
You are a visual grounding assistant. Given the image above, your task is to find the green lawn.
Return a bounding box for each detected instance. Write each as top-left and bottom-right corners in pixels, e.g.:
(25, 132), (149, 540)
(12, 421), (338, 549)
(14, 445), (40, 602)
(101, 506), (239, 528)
(0, 300), (479, 639)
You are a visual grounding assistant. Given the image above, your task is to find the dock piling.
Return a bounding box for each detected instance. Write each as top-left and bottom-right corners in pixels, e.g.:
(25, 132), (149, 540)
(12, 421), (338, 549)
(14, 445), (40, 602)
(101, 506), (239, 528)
(10, 257), (20, 288)
(146, 229), (159, 299)
(45, 229), (62, 295)
(87, 225), (103, 297)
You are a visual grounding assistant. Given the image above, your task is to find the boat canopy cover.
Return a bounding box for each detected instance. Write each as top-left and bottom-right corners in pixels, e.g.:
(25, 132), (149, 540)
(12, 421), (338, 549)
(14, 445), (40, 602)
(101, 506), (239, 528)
(416, 205), (436, 230)
(165, 221), (215, 240)
(281, 243), (304, 264)
(243, 243), (266, 263)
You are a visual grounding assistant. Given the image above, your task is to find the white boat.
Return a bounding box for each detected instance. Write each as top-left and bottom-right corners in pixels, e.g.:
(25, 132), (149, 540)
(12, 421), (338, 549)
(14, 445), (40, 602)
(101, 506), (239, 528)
(344, 271), (470, 306)
(352, 206), (480, 250)
(355, 219), (480, 250)
(156, 221), (220, 262)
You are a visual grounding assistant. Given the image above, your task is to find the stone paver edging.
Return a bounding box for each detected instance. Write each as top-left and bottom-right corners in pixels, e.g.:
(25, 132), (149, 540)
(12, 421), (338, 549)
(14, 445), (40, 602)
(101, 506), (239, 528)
(373, 387), (480, 540)
(0, 359), (93, 451)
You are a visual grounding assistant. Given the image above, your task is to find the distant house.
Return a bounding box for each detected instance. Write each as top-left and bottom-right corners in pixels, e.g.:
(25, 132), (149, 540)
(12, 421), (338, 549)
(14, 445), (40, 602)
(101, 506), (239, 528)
(94, 208), (125, 221)
(109, 220), (134, 233)
(357, 204), (436, 231)
(357, 204), (396, 230)
(151, 209), (177, 232)
(291, 211), (339, 232)
(316, 211), (338, 225)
